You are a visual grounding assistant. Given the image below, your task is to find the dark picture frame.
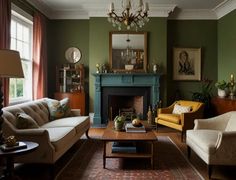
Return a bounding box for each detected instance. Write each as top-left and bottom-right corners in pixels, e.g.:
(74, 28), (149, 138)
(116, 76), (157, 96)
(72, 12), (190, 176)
(173, 47), (201, 81)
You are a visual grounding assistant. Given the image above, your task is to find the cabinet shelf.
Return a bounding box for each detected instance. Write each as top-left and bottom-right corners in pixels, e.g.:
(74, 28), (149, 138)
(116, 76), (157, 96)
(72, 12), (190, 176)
(56, 64), (84, 93)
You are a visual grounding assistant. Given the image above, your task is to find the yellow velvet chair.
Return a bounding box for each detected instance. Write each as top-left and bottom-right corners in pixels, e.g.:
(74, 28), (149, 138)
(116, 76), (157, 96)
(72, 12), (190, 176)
(155, 100), (204, 141)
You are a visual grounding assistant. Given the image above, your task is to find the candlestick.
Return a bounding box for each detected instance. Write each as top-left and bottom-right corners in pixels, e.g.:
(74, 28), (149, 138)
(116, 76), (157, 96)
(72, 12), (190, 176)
(231, 74), (234, 82)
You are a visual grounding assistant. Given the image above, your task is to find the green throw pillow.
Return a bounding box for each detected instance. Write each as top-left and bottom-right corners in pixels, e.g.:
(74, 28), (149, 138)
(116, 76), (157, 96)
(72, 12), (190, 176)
(16, 113), (39, 129)
(46, 98), (71, 120)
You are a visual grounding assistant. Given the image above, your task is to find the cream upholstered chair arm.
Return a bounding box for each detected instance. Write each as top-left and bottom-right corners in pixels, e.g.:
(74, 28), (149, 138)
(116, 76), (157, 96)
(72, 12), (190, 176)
(194, 112), (232, 131)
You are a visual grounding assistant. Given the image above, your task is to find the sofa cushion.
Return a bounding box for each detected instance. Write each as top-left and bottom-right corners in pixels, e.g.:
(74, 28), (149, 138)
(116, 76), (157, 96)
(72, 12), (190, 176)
(158, 113), (180, 124)
(172, 104), (191, 115)
(41, 116), (90, 134)
(225, 113), (236, 131)
(43, 127), (76, 151)
(46, 98), (71, 120)
(187, 129), (219, 154)
(16, 113), (39, 129)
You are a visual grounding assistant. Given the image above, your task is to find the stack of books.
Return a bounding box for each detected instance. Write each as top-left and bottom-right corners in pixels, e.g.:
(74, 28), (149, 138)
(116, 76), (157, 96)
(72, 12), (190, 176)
(112, 142), (137, 153)
(125, 123), (146, 133)
(0, 142), (27, 152)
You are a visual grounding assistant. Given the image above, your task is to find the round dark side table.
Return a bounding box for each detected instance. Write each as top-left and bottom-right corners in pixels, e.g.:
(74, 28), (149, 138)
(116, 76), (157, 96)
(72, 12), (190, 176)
(0, 141), (39, 179)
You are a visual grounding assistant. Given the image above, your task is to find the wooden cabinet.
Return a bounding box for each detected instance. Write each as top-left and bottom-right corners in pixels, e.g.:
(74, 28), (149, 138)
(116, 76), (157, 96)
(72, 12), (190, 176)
(56, 64), (84, 93)
(54, 92), (85, 116)
(211, 96), (236, 115)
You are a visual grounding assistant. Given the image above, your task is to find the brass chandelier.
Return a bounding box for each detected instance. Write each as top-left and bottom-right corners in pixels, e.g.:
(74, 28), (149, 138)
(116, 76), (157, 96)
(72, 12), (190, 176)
(108, 0), (149, 31)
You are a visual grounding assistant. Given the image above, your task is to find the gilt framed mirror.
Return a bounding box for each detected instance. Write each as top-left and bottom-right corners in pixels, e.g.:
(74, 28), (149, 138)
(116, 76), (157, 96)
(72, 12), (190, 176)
(109, 31), (147, 72)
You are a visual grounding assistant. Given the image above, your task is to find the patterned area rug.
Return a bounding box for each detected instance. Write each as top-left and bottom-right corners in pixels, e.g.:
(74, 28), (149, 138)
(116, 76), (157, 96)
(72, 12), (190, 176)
(56, 136), (203, 180)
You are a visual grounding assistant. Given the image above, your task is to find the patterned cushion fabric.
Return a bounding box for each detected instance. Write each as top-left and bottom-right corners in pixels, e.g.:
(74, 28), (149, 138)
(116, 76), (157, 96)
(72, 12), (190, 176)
(16, 112), (39, 129)
(172, 104), (191, 115)
(46, 98), (71, 120)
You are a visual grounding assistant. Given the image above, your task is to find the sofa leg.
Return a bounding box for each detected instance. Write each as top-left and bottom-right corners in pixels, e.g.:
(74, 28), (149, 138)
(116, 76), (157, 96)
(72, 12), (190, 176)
(207, 165), (212, 179)
(187, 146), (191, 159)
(85, 129), (90, 139)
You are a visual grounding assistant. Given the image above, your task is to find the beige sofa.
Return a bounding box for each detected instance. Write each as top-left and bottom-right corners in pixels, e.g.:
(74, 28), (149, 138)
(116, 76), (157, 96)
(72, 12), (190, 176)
(2, 98), (90, 164)
(186, 111), (236, 178)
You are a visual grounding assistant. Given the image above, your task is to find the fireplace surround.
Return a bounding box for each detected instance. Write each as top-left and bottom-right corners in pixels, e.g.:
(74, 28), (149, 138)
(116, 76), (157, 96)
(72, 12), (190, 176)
(93, 73), (161, 125)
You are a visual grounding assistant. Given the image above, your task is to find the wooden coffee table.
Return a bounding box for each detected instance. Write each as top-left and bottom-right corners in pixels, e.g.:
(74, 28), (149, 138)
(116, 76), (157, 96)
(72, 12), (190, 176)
(102, 121), (157, 169)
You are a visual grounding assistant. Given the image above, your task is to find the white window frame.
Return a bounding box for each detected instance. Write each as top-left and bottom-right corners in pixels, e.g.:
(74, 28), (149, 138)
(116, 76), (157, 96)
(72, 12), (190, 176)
(9, 5), (33, 105)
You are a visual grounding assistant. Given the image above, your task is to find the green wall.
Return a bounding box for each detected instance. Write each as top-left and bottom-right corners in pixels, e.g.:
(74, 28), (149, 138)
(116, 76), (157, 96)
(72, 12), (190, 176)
(167, 20), (218, 104)
(47, 20), (89, 98)
(218, 10), (236, 81)
(88, 17), (167, 112)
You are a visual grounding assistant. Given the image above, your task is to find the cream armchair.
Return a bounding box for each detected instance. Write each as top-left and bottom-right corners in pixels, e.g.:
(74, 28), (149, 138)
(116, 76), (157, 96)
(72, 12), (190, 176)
(155, 100), (204, 141)
(186, 111), (236, 179)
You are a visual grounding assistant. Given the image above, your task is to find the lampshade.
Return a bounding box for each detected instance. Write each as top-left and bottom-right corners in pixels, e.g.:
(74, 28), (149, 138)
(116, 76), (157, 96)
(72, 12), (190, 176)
(0, 49), (24, 78)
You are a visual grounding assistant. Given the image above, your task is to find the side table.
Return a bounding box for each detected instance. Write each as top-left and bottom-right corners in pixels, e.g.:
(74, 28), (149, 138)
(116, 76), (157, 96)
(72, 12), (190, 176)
(0, 141), (39, 179)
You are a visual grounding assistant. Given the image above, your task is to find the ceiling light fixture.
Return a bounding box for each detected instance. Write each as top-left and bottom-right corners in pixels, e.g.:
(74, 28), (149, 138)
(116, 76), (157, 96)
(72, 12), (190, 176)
(108, 0), (149, 31)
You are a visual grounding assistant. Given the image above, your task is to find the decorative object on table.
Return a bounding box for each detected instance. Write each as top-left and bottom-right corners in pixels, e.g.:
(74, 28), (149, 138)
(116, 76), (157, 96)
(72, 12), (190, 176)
(107, 0), (149, 31)
(131, 118), (142, 127)
(114, 115), (125, 131)
(0, 50), (24, 145)
(152, 62), (159, 73)
(125, 122), (146, 133)
(147, 105), (152, 124)
(5, 135), (17, 147)
(229, 74), (235, 99)
(173, 47), (201, 81)
(96, 63), (100, 73)
(215, 80), (229, 98)
(0, 141), (27, 152)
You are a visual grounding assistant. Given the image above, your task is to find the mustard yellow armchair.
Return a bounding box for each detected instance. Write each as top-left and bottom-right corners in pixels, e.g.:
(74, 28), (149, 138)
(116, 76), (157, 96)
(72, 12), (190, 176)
(155, 100), (204, 141)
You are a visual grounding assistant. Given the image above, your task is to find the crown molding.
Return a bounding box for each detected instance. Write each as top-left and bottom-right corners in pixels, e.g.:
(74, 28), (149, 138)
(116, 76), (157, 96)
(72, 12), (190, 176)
(214, 0), (236, 19)
(26, 0), (236, 20)
(168, 9), (218, 20)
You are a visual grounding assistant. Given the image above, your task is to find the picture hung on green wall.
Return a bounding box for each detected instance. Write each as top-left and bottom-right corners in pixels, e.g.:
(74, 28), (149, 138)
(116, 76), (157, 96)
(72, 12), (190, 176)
(173, 47), (201, 81)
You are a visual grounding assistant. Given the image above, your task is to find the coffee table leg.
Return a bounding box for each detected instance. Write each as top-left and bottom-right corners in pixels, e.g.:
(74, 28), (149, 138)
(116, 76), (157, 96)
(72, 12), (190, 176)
(151, 141), (154, 169)
(103, 141), (106, 168)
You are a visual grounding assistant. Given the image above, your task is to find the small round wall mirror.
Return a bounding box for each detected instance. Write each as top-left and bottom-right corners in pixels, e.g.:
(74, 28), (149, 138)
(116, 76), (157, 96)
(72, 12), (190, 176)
(65, 47), (82, 63)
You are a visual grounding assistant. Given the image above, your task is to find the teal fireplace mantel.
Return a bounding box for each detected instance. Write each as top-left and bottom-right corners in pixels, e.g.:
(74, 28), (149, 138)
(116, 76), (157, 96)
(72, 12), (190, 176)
(93, 73), (161, 125)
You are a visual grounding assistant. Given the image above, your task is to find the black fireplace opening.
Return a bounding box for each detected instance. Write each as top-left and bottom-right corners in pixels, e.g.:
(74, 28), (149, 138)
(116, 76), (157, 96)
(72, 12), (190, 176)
(102, 87), (150, 124)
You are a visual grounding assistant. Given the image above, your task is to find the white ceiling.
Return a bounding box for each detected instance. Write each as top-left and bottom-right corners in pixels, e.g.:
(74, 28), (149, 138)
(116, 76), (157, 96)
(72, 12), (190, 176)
(26, 0), (236, 20)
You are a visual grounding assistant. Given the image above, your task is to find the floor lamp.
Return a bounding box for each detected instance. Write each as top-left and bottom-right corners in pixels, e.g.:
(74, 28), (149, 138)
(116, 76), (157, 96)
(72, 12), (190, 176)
(0, 49), (24, 144)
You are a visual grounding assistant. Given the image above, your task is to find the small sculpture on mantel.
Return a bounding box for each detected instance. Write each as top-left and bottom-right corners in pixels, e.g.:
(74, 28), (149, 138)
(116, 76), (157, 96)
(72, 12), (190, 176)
(96, 63), (100, 73)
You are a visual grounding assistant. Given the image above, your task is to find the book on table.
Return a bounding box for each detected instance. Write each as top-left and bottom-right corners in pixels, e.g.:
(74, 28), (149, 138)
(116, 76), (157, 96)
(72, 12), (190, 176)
(125, 123), (146, 133)
(0, 142), (27, 152)
(112, 142), (137, 153)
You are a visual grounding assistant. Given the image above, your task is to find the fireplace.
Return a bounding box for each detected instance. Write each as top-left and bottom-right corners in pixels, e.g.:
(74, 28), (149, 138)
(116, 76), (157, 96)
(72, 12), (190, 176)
(93, 73), (161, 125)
(102, 87), (150, 124)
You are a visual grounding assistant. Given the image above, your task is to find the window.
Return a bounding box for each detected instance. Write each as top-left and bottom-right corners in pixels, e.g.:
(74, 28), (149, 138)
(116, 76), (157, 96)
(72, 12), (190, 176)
(10, 10), (33, 104)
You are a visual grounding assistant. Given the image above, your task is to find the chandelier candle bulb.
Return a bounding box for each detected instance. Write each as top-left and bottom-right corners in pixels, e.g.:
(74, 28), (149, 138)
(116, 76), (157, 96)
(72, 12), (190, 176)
(109, 2), (114, 12)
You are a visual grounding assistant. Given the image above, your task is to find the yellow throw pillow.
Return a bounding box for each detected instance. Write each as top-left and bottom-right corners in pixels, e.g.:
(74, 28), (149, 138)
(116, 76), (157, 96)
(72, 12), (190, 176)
(16, 112), (39, 129)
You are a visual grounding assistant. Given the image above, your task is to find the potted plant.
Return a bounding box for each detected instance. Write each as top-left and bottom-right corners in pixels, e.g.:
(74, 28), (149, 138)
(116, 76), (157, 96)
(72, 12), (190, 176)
(215, 80), (229, 98)
(114, 115), (125, 131)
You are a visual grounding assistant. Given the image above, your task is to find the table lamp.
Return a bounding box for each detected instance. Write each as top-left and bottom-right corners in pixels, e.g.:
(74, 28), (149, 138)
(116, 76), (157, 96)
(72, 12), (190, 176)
(0, 49), (24, 144)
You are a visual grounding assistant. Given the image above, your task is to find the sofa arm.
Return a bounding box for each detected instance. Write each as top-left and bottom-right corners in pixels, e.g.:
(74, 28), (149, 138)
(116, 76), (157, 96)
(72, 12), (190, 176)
(70, 109), (81, 116)
(181, 109), (203, 130)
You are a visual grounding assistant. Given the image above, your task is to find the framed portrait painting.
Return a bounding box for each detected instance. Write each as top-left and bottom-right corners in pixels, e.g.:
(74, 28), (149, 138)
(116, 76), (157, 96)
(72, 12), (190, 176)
(173, 47), (201, 81)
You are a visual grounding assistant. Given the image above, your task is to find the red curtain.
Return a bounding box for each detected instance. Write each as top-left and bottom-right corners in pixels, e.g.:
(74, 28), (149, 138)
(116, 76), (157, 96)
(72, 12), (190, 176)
(0, 0), (11, 106)
(33, 12), (47, 99)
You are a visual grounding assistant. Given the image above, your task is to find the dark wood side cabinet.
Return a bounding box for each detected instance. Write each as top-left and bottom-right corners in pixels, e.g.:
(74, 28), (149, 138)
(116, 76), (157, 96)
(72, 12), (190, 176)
(54, 92), (85, 116)
(211, 96), (236, 115)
